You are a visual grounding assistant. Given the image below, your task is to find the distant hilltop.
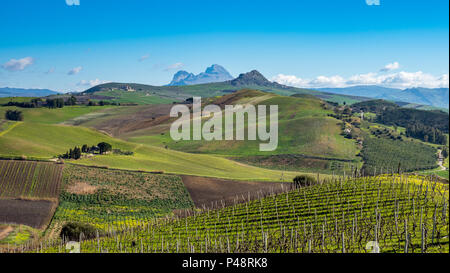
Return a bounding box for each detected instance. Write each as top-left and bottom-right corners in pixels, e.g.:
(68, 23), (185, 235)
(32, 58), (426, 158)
(168, 64), (233, 86)
(0, 87), (59, 97)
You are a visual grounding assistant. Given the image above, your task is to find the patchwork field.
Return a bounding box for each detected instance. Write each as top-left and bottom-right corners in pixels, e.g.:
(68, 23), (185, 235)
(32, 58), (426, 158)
(0, 160), (63, 199)
(0, 160), (63, 234)
(49, 164), (194, 232)
(0, 119), (305, 180)
(39, 174), (450, 253)
(181, 175), (291, 208)
(126, 91), (359, 160)
(0, 199), (56, 229)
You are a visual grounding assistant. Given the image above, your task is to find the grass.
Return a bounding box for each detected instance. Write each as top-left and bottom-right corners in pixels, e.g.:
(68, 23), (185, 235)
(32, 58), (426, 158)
(0, 105), (114, 124)
(0, 122), (134, 159)
(0, 224), (37, 245)
(0, 97), (36, 104)
(0, 120), (306, 181)
(74, 145), (306, 181)
(127, 91), (360, 161)
(95, 90), (176, 105)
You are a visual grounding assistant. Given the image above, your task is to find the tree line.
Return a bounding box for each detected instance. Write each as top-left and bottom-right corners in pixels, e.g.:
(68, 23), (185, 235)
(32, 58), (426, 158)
(405, 124), (447, 145)
(60, 142), (112, 160)
(2, 95), (119, 109)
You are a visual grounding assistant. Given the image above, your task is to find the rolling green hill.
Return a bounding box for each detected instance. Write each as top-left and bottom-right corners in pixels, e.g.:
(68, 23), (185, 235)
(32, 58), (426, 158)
(0, 105), (114, 124)
(82, 70), (370, 106)
(0, 119), (304, 181)
(121, 90), (361, 175)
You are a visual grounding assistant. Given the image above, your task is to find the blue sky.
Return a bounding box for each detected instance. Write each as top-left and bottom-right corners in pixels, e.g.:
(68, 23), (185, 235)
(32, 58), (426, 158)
(0, 0), (448, 92)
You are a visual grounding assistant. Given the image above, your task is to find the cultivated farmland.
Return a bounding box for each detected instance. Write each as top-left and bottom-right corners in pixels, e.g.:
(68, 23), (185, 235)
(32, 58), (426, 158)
(37, 174), (449, 253)
(0, 160), (63, 199)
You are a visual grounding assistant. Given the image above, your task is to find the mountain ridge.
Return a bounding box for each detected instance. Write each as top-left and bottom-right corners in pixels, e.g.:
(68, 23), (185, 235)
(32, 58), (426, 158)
(168, 64), (233, 86)
(317, 85), (449, 109)
(0, 87), (59, 97)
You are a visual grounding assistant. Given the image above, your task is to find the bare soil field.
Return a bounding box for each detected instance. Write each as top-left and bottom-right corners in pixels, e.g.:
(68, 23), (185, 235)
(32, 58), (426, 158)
(0, 199), (56, 229)
(88, 104), (174, 137)
(181, 175), (291, 209)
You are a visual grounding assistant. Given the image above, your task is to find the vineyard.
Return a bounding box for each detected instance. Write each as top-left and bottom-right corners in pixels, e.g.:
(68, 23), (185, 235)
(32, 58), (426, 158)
(361, 137), (438, 174)
(34, 174), (448, 253)
(0, 160), (63, 199)
(48, 165), (194, 231)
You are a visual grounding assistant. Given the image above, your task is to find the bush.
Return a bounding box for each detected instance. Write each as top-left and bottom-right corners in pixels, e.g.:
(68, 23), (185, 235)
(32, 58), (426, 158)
(293, 175), (316, 188)
(5, 110), (23, 121)
(98, 142), (112, 154)
(60, 222), (100, 241)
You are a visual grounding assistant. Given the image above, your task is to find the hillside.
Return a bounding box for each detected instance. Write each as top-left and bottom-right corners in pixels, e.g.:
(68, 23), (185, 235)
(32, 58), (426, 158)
(38, 174), (450, 253)
(82, 70), (372, 105)
(0, 117), (302, 181)
(0, 87), (59, 98)
(118, 89), (361, 175)
(318, 85), (450, 109)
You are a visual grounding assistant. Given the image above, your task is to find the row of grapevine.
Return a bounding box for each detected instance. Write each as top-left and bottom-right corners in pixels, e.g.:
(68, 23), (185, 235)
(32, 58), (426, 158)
(0, 160), (63, 199)
(23, 174), (449, 253)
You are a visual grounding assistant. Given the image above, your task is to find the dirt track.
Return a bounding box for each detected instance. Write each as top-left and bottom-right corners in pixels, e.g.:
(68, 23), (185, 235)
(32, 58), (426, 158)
(0, 226), (13, 240)
(181, 175), (291, 209)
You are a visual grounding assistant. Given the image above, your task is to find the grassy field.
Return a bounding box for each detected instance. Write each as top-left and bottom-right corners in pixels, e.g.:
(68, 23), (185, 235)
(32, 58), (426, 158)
(37, 174), (449, 253)
(0, 120), (305, 181)
(0, 224), (38, 246)
(0, 105), (114, 124)
(95, 90), (176, 105)
(127, 91), (360, 161)
(0, 97), (37, 104)
(0, 122), (135, 159)
(74, 145), (305, 181)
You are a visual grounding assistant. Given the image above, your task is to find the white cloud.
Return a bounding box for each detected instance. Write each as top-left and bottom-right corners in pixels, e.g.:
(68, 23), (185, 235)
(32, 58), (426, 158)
(65, 0), (80, 6)
(68, 66), (83, 75)
(272, 71), (449, 89)
(2, 57), (34, 71)
(380, 62), (400, 72)
(165, 62), (184, 71)
(139, 54), (150, 62)
(77, 79), (109, 87)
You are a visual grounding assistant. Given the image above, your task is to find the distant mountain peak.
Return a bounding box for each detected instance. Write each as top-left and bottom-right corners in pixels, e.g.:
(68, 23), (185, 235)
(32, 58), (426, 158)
(230, 70), (285, 88)
(168, 64), (233, 86)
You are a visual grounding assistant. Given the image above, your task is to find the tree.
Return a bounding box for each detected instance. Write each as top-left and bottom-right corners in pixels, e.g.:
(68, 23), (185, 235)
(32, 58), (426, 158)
(98, 142), (112, 154)
(5, 110), (23, 121)
(47, 98), (64, 108)
(293, 175), (315, 188)
(73, 147), (81, 160)
(442, 146), (449, 159)
(66, 95), (77, 106)
(81, 144), (89, 153)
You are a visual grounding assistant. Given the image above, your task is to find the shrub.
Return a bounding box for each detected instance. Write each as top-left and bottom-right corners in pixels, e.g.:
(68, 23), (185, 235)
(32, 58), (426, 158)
(5, 110), (23, 121)
(293, 175), (316, 188)
(60, 222), (100, 241)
